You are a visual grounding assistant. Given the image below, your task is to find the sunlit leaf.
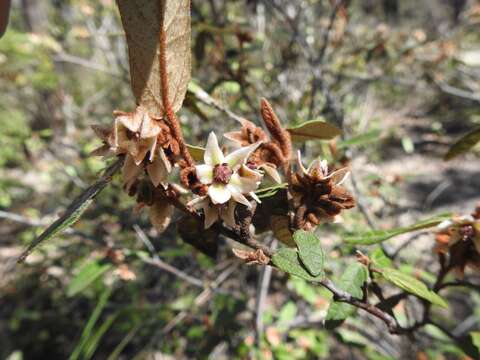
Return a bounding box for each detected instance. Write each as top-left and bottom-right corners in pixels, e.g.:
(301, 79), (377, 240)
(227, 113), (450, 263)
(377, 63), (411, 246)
(369, 247), (392, 268)
(287, 120), (341, 142)
(471, 332), (480, 352)
(272, 248), (324, 281)
(344, 213), (451, 245)
(379, 268), (448, 308)
(444, 127), (480, 160)
(325, 263), (368, 327)
(336, 129), (382, 149)
(186, 144), (205, 162)
(293, 230), (325, 277)
(117, 0), (191, 117)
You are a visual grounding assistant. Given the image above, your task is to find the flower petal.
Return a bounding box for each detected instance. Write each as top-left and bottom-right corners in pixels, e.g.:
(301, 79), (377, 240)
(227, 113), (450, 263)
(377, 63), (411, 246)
(227, 184), (252, 208)
(208, 183), (231, 204)
(147, 156), (168, 188)
(259, 164), (281, 184)
(249, 191), (261, 204)
(187, 196), (208, 210)
(220, 200), (237, 228)
(122, 154), (142, 189)
(229, 173), (259, 194)
(204, 132), (225, 165)
(296, 150), (307, 175)
(195, 164), (213, 184)
(239, 165), (263, 182)
(225, 142), (262, 169)
(203, 203), (219, 229)
(327, 168), (350, 186)
(140, 114), (161, 138)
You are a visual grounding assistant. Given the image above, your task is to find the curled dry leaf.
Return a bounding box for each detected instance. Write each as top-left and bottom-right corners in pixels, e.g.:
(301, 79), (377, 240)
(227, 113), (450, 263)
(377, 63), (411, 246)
(232, 248), (270, 265)
(117, 0), (191, 118)
(149, 201), (174, 234)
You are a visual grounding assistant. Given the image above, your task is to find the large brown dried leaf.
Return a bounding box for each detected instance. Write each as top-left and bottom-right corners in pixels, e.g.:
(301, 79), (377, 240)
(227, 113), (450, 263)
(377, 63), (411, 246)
(117, 0), (191, 118)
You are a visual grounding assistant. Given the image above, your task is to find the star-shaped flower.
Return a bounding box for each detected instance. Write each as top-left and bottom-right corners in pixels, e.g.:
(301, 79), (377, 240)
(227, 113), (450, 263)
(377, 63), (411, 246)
(188, 132), (264, 228)
(195, 132), (263, 207)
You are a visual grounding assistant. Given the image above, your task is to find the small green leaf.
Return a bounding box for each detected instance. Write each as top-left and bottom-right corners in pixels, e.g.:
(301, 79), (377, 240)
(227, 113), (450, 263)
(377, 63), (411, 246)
(272, 248), (324, 282)
(380, 268), (448, 308)
(337, 129), (382, 149)
(293, 230), (325, 276)
(325, 263), (368, 327)
(67, 260), (113, 297)
(444, 127), (480, 160)
(344, 213), (451, 245)
(471, 332), (480, 352)
(186, 144), (205, 162)
(287, 120), (341, 142)
(255, 183), (288, 199)
(70, 286), (112, 360)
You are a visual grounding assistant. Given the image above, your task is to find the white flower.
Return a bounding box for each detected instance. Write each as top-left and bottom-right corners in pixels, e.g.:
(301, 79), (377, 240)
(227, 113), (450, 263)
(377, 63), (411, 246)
(296, 150), (350, 185)
(189, 197), (238, 229)
(188, 132), (264, 228)
(196, 132), (263, 207)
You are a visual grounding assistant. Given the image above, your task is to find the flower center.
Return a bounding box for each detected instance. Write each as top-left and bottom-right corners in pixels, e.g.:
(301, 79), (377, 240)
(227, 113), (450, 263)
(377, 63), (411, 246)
(213, 163), (232, 184)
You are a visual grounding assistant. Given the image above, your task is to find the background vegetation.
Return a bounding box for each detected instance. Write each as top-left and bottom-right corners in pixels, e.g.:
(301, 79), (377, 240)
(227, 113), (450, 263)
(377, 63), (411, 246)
(1, 0), (479, 359)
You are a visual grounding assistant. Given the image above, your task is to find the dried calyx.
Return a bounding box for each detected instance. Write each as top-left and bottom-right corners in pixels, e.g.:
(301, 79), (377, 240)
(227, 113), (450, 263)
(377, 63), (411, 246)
(291, 151), (355, 231)
(435, 206), (480, 278)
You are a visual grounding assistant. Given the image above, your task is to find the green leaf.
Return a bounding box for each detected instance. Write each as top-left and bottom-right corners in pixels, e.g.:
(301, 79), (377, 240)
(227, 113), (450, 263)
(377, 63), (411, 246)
(293, 230), (325, 276)
(272, 248), (324, 282)
(471, 332), (480, 352)
(444, 127), (480, 160)
(186, 144), (205, 162)
(70, 286), (112, 360)
(370, 248), (392, 268)
(344, 213), (451, 245)
(82, 313), (118, 360)
(17, 158), (124, 263)
(67, 260), (113, 297)
(287, 120), (341, 142)
(337, 129), (382, 149)
(255, 183), (288, 199)
(325, 263), (368, 326)
(380, 268), (448, 308)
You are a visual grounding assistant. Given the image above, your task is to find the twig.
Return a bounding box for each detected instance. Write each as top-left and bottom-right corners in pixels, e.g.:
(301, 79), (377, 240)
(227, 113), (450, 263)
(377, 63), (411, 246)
(16, 157), (125, 264)
(188, 85), (248, 124)
(255, 238), (278, 345)
(133, 224), (205, 289)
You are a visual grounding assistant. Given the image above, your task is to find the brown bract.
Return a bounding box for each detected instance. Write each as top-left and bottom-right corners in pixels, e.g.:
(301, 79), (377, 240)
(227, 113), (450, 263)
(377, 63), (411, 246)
(224, 99), (292, 183)
(291, 154), (355, 231)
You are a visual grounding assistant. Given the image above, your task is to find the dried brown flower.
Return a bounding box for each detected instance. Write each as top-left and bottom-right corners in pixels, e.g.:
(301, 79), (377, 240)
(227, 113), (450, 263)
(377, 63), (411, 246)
(434, 212), (480, 278)
(291, 151), (355, 231)
(92, 106), (173, 190)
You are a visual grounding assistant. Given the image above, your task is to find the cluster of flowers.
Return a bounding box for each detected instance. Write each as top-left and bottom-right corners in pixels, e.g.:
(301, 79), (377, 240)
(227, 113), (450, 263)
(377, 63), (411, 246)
(91, 100), (356, 240)
(435, 206), (480, 277)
